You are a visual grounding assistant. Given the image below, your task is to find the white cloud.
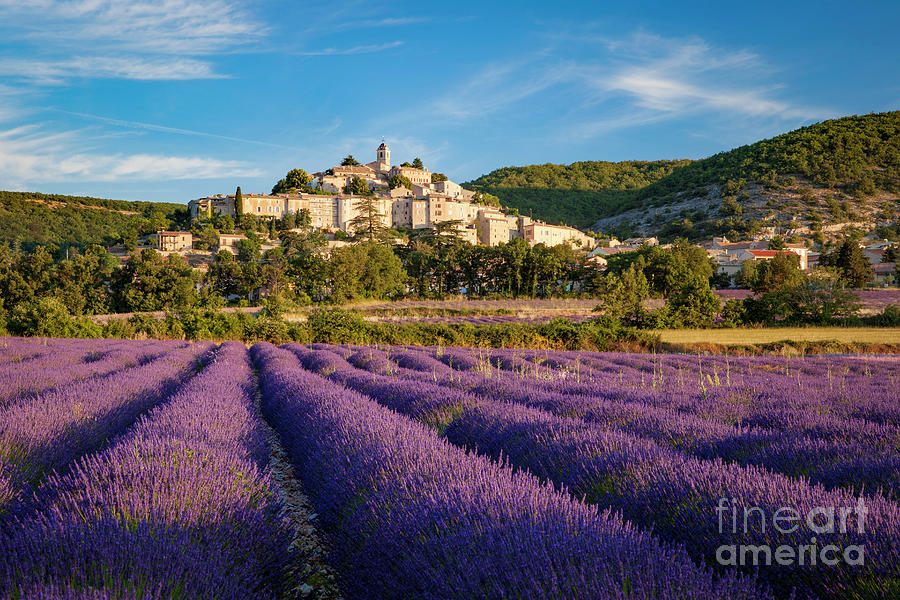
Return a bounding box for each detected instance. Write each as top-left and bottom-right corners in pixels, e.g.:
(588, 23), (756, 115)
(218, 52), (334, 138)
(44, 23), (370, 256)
(330, 16), (431, 31)
(0, 0), (263, 55)
(0, 56), (225, 83)
(0, 0), (265, 83)
(0, 123), (261, 184)
(49, 109), (298, 149)
(295, 41), (404, 56)
(430, 56), (577, 120)
(423, 30), (827, 137)
(593, 33), (821, 121)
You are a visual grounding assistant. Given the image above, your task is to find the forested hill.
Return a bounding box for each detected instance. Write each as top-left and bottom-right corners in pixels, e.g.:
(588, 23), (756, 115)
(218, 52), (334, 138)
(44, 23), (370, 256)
(0, 191), (188, 250)
(463, 160), (691, 229)
(464, 111), (900, 231)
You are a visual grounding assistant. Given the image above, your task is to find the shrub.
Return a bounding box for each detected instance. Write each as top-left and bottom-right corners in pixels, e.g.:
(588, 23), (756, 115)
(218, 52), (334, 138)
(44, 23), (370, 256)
(306, 308), (369, 344)
(8, 297), (103, 338)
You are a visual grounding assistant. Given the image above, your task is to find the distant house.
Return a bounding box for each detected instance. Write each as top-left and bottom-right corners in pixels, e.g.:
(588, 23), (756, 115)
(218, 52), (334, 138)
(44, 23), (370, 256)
(863, 248), (885, 265)
(745, 249), (808, 270)
(157, 231), (192, 252)
(218, 233), (247, 252)
(523, 222), (595, 249)
(873, 262), (896, 284)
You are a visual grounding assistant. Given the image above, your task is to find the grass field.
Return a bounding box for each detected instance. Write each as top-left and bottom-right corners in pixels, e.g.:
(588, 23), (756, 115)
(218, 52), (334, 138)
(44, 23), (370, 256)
(657, 327), (900, 345)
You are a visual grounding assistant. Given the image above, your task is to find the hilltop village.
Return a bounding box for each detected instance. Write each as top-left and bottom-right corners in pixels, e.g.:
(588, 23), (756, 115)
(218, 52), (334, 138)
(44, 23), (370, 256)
(188, 142), (595, 249)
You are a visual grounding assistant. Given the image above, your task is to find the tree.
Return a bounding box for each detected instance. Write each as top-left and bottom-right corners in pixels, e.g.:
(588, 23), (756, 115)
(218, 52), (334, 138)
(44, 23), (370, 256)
(745, 270), (861, 325)
(207, 250), (242, 299)
(741, 253), (804, 293)
(501, 238), (529, 297)
(823, 239), (873, 288)
(213, 214), (235, 234)
(411, 157), (424, 170)
(280, 228), (328, 301)
(341, 155), (360, 166)
(235, 186), (243, 216)
(192, 223), (219, 250)
(768, 235), (786, 251)
(296, 208), (312, 229)
(272, 169), (311, 194)
(343, 176), (372, 196)
(111, 249), (197, 312)
(54, 245), (117, 316)
(389, 174), (413, 190)
(348, 196), (387, 243)
(663, 279), (720, 328)
(280, 211), (296, 230)
(329, 242), (407, 302)
(431, 173), (448, 183)
(594, 262), (649, 325)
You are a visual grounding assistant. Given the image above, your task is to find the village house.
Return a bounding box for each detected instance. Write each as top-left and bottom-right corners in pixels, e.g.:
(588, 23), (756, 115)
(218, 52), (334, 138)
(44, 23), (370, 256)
(157, 231), (192, 252)
(218, 233), (246, 252)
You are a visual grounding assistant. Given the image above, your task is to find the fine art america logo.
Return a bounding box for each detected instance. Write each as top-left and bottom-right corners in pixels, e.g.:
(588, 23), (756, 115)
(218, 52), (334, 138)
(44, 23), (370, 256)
(715, 497), (867, 567)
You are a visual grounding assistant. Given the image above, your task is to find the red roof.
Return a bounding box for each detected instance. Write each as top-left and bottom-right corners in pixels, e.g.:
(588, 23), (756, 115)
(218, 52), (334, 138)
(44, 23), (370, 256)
(747, 250), (794, 258)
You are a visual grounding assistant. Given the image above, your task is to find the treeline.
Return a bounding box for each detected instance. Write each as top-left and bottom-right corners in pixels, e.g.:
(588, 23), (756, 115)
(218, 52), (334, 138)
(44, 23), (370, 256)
(0, 190), (188, 250)
(0, 223), (598, 323)
(0, 300), (655, 352)
(596, 239), (899, 328)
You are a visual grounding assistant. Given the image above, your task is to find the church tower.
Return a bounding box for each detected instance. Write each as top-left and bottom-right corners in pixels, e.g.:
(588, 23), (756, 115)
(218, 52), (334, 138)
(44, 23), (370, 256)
(376, 141), (391, 169)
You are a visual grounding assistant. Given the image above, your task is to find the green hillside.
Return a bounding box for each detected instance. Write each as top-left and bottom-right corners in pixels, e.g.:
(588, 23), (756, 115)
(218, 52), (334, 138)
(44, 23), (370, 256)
(464, 160), (691, 228)
(0, 191), (189, 250)
(464, 111), (900, 230)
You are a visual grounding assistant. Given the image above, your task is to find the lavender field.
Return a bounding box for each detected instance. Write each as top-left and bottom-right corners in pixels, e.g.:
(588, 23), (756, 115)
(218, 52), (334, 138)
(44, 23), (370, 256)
(1, 337), (898, 599)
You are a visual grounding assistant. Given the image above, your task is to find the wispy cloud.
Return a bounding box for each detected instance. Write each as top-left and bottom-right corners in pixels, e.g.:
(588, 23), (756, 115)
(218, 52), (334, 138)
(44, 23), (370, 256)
(0, 0), (264, 55)
(330, 16), (431, 31)
(0, 123), (261, 185)
(424, 30), (828, 137)
(49, 109), (299, 150)
(594, 32), (820, 121)
(0, 0), (266, 83)
(0, 56), (225, 84)
(295, 41), (404, 56)
(430, 56), (577, 120)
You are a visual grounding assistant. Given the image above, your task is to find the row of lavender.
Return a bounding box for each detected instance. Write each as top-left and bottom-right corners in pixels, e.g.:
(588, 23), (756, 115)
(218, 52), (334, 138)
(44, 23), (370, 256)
(253, 342), (767, 599)
(0, 338), (215, 518)
(0, 339), (292, 598)
(290, 343), (900, 599)
(342, 344), (900, 500)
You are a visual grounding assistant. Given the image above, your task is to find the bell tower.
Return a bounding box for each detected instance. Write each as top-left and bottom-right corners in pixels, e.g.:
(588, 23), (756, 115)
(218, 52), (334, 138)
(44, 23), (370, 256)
(376, 139), (390, 169)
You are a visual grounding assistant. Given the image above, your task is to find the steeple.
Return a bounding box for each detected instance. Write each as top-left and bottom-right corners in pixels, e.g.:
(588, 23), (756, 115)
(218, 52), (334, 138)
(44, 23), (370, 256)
(376, 139), (390, 169)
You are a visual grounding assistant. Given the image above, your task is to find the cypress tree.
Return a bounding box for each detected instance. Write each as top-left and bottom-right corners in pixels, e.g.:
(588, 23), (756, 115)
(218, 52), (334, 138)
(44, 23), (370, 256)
(235, 186), (243, 217)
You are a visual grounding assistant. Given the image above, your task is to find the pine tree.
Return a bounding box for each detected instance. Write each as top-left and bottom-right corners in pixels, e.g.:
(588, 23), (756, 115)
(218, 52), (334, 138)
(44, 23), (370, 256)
(348, 196), (387, 243)
(834, 240), (873, 288)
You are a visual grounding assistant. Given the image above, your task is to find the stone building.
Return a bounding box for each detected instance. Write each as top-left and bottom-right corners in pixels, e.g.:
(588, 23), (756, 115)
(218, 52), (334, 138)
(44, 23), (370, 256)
(157, 231), (192, 252)
(523, 222), (594, 248)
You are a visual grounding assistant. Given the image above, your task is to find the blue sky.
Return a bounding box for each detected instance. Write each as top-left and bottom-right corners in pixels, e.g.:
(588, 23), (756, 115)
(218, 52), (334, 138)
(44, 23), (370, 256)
(0, 0), (897, 204)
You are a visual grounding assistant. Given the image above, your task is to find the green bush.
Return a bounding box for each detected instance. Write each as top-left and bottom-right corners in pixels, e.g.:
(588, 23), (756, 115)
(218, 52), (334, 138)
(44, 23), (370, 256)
(8, 297), (102, 338)
(306, 308), (369, 344)
(872, 304), (900, 326)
